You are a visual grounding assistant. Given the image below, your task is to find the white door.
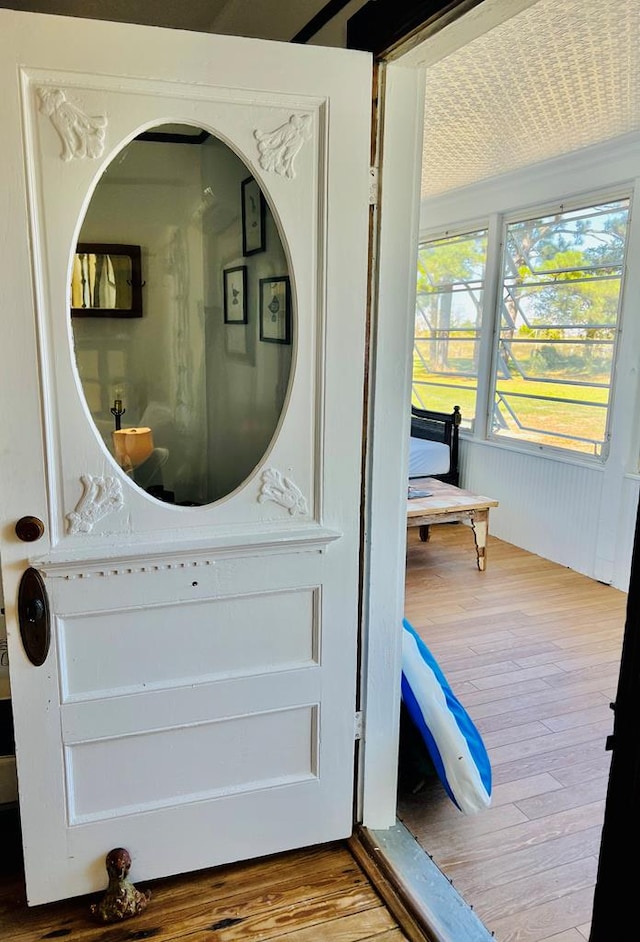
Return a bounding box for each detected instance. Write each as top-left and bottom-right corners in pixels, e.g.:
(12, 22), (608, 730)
(0, 10), (371, 905)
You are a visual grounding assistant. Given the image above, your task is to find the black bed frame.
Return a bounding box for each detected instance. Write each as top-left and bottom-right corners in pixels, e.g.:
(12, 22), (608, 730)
(410, 404), (461, 487)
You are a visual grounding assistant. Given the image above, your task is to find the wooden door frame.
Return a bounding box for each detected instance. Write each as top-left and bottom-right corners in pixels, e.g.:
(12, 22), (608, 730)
(356, 57), (425, 828)
(354, 0), (542, 830)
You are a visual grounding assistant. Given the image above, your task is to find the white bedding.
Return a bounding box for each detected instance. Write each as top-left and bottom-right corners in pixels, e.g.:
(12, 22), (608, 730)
(408, 436), (450, 478)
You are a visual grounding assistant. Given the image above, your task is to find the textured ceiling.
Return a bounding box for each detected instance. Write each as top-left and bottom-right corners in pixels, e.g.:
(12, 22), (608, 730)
(421, 0), (640, 198)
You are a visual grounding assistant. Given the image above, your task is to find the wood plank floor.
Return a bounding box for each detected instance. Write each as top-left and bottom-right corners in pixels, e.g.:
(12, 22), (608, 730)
(399, 523), (626, 942)
(0, 839), (418, 942)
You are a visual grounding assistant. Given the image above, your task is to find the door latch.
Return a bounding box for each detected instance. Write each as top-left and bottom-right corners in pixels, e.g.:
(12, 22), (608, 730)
(18, 567), (50, 666)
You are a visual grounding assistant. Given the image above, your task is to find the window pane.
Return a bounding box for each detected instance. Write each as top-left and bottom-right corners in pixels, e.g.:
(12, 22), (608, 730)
(414, 229), (488, 425)
(492, 199), (630, 456)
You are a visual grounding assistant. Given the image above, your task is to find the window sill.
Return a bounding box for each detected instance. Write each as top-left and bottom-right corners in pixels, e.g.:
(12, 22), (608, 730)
(460, 434), (607, 472)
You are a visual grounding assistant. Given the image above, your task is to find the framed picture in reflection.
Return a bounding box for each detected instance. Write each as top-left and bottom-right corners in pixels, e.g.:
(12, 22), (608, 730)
(70, 243), (143, 317)
(259, 276), (291, 345)
(223, 265), (248, 324)
(241, 176), (266, 256)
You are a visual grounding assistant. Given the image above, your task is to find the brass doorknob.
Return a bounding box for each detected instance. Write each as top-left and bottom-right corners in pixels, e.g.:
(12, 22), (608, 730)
(15, 516), (45, 542)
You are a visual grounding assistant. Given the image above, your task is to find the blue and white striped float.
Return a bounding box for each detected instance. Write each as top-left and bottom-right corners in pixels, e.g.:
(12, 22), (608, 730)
(401, 618), (492, 814)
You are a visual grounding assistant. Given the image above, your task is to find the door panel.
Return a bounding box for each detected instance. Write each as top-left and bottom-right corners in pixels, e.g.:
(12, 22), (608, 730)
(59, 589), (316, 698)
(0, 10), (371, 904)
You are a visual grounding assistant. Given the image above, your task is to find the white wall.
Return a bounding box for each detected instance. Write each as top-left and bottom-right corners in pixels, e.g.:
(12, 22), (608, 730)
(420, 131), (640, 590)
(201, 139), (291, 502)
(74, 136), (208, 503)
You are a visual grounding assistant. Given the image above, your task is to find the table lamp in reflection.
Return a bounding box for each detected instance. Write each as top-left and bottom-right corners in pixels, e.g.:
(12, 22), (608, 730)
(112, 427), (154, 473)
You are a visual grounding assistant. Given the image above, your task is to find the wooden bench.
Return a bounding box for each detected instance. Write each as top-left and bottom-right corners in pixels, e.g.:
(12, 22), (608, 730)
(407, 477), (499, 571)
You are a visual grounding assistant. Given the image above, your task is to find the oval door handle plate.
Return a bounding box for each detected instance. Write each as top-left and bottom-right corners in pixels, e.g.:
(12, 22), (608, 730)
(18, 567), (50, 666)
(15, 516), (45, 542)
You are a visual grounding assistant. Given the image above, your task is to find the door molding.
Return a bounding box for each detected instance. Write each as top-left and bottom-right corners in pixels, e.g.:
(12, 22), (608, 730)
(32, 526), (342, 579)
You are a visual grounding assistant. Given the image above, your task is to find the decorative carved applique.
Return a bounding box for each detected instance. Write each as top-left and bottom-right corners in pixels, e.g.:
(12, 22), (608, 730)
(37, 86), (107, 161)
(254, 114), (312, 179)
(258, 468), (309, 516)
(66, 475), (124, 534)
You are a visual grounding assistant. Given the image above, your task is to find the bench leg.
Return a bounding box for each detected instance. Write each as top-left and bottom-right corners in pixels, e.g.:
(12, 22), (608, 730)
(419, 525), (430, 542)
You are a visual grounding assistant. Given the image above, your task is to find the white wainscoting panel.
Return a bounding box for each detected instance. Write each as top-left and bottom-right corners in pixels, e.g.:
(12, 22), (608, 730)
(460, 440), (605, 581)
(613, 476), (640, 591)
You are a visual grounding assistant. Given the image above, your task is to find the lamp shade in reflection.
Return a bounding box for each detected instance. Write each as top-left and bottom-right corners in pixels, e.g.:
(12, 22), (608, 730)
(112, 427), (154, 469)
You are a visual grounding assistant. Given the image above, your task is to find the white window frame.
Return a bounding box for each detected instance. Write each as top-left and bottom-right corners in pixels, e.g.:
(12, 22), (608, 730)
(417, 186), (633, 463)
(413, 221), (490, 430)
(488, 188), (632, 461)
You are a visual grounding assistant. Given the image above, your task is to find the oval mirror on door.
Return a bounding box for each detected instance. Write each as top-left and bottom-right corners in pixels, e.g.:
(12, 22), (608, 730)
(70, 123), (293, 507)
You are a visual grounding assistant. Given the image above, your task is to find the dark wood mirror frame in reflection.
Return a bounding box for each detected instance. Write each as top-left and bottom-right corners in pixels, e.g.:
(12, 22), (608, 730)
(71, 243), (143, 318)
